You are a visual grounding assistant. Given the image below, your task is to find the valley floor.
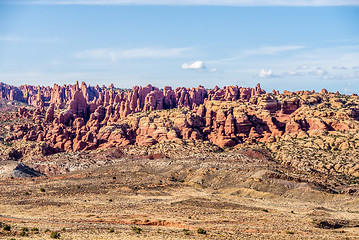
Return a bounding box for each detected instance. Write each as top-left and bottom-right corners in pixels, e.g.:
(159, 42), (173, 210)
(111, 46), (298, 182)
(1, 151), (358, 239)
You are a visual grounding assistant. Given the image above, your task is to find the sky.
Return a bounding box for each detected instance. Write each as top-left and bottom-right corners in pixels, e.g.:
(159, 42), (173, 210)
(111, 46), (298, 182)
(0, 1), (359, 93)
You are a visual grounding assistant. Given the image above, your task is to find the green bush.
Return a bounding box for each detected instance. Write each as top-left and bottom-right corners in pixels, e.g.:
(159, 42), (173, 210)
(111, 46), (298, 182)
(131, 226), (142, 234)
(3, 224), (11, 231)
(183, 229), (190, 235)
(50, 231), (60, 239)
(19, 231), (28, 236)
(31, 227), (39, 233)
(21, 227), (29, 232)
(197, 228), (206, 234)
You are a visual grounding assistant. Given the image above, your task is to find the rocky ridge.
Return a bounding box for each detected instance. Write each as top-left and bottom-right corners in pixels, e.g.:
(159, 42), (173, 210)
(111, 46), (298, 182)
(2, 82), (359, 152)
(1, 82), (359, 184)
(1, 82), (268, 152)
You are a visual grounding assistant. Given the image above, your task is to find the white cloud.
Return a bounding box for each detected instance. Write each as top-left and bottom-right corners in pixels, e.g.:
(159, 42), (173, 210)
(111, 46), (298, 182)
(247, 45), (305, 56)
(343, 71), (359, 79)
(209, 68), (217, 72)
(258, 69), (273, 78)
(74, 47), (189, 61)
(207, 56), (242, 64)
(283, 70), (303, 76)
(0, 34), (60, 42)
(207, 45), (304, 65)
(310, 67), (328, 76)
(182, 61), (205, 70)
(321, 71), (359, 80)
(0, 35), (24, 42)
(297, 64), (310, 70)
(332, 65), (347, 70)
(25, 0), (359, 6)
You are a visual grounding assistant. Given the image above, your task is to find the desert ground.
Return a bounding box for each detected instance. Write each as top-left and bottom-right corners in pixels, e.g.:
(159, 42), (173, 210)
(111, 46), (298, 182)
(1, 83), (359, 239)
(1, 145), (359, 239)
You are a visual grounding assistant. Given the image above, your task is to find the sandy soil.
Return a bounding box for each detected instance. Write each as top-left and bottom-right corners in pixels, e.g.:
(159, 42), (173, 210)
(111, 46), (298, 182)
(0, 152), (358, 239)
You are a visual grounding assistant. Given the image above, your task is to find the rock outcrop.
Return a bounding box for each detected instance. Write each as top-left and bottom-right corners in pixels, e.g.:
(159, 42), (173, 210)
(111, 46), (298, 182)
(4, 81), (359, 156)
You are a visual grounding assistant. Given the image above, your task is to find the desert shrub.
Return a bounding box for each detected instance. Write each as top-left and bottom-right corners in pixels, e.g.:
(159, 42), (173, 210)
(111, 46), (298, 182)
(31, 227), (39, 233)
(50, 231), (60, 239)
(3, 224), (11, 231)
(286, 230), (294, 235)
(314, 220), (343, 229)
(19, 231), (28, 236)
(183, 229), (190, 235)
(109, 228), (114, 233)
(197, 228), (206, 234)
(40, 188), (45, 192)
(21, 227), (29, 232)
(131, 226), (142, 234)
(262, 209), (269, 212)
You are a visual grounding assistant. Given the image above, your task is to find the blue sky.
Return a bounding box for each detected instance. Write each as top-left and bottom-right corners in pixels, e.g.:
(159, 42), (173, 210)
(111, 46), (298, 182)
(0, 1), (359, 93)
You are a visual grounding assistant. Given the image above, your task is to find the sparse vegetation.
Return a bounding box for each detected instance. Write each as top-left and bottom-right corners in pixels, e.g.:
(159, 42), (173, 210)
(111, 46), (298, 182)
(40, 188), (45, 192)
(131, 226), (142, 234)
(19, 231), (28, 236)
(50, 231), (60, 239)
(197, 228), (206, 234)
(3, 224), (11, 231)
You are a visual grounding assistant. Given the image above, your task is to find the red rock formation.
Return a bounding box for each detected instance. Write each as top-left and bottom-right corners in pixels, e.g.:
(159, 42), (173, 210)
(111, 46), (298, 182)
(68, 91), (88, 118)
(6, 81), (326, 152)
(45, 103), (55, 122)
